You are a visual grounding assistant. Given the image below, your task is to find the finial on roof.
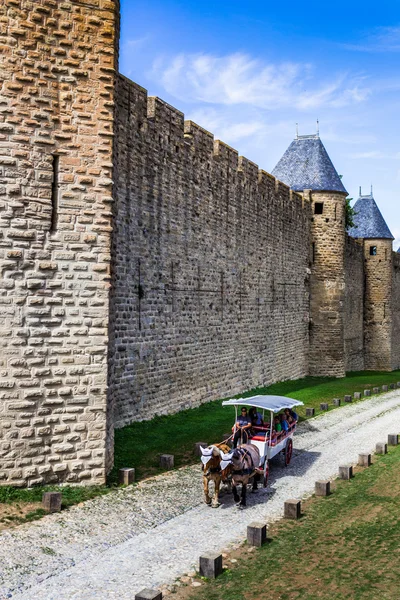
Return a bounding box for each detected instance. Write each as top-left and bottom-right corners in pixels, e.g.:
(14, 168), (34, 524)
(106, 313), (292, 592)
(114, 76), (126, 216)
(359, 186), (362, 197)
(296, 123), (298, 139)
(316, 119), (319, 137)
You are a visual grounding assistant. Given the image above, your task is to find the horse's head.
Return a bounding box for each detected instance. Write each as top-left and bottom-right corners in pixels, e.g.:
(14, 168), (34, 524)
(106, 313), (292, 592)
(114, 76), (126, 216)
(200, 445), (221, 466)
(219, 450), (234, 471)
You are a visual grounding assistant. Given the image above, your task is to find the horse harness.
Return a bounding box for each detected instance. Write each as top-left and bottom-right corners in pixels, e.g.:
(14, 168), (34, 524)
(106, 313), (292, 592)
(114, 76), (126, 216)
(232, 447), (256, 476)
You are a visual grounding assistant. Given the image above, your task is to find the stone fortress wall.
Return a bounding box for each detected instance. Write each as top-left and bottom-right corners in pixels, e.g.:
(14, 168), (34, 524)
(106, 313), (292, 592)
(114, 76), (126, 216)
(109, 75), (311, 428)
(0, 0), (399, 487)
(0, 0), (119, 486)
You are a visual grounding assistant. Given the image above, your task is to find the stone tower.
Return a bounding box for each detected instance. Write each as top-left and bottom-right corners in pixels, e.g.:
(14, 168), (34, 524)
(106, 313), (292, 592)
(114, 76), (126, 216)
(348, 189), (394, 370)
(0, 0), (119, 486)
(272, 134), (348, 377)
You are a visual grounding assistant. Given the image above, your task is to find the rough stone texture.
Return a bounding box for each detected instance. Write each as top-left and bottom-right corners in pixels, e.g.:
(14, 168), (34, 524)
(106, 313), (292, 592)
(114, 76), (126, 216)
(284, 499), (301, 519)
(135, 589), (162, 600)
(109, 75), (311, 426)
(363, 239), (393, 370)
(338, 465), (353, 479)
(392, 252), (400, 369)
(344, 236), (364, 371)
(0, 0), (119, 485)
(308, 190), (347, 377)
(247, 522), (267, 547)
(358, 453), (371, 467)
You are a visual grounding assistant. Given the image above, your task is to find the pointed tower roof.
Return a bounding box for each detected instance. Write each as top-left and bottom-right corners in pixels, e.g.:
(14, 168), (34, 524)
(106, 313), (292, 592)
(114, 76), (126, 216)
(272, 134), (347, 194)
(347, 189), (394, 240)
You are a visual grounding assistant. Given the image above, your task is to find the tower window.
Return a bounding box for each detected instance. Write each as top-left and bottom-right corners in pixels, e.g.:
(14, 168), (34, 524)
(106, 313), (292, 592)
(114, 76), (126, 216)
(314, 202), (323, 215)
(369, 246), (377, 256)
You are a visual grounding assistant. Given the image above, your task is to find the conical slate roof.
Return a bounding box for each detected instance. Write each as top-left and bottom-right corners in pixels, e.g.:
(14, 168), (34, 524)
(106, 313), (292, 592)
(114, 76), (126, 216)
(272, 135), (347, 194)
(347, 193), (394, 240)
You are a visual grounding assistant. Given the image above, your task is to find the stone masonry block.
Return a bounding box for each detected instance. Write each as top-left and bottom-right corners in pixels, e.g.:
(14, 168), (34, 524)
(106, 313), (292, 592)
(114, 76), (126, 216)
(333, 398), (341, 406)
(305, 408), (315, 417)
(194, 442), (208, 456)
(119, 467), (135, 485)
(199, 552), (223, 579)
(315, 480), (330, 496)
(382, 385), (388, 392)
(320, 403), (329, 411)
(247, 522), (267, 547)
(358, 453), (371, 467)
(160, 454), (174, 469)
(388, 434), (399, 446)
(353, 392), (361, 400)
(364, 389), (371, 396)
(376, 442), (387, 455)
(135, 589), (162, 600)
(339, 465), (353, 480)
(284, 499), (301, 519)
(42, 492), (62, 513)
(344, 395), (352, 403)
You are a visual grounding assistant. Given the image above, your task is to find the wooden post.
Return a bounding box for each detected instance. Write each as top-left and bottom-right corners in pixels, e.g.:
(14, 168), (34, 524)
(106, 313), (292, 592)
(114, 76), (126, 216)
(353, 392), (361, 400)
(333, 398), (341, 406)
(344, 395), (352, 403)
(119, 468), (135, 485)
(42, 492), (62, 513)
(199, 553), (223, 578)
(305, 407), (315, 417)
(382, 385), (388, 392)
(160, 454), (174, 469)
(358, 453), (371, 467)
(320, 403), (329, 411)
(363, 389), (371, 396)
(339, 465), (353, 480)
(373, 387), (380, 393)
(376, 442), (387, 455)
(388, 434), (399, 446)
(194, 442), (208, 456)
(135, 589), (162, 600)
(247, 522), (267, 547)
(284, 499), (301, 519)
(315, 480), (330, 496)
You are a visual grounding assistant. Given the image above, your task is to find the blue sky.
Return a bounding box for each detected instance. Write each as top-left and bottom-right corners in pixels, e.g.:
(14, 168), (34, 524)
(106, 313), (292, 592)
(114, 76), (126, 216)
(119, 0), (400, 248)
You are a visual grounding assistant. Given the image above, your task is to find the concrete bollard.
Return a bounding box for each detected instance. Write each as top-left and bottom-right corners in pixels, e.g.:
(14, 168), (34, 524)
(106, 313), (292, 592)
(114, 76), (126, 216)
(194, 442), (208, 456)
(344, 395), (352, 403)
(199, 553), (223, 579)
(247, 522), (267, 547)
(358, 453), (371, 467)
(373, 387), (380, 393)
(376, 442), (387, 455)
(42, 492), (62, 513)
(382, 385), (388, 392)
(339, 465), (353, 480)
(397, 382), (400, 388)
(364, 389), (371, 396)
(354, 392), (361, 400)
(159, 454), (174, 469)
(333, 398), (341, 406)
(284, 499), (301, 519)
(119, 468), (135, 485)
(389, 383), (395, 390)
(388, 434), (399, 446)
(135, 589), (163, 600)
(320, 403), (329, 411)
(305, 407), (315, 417)
(315, 480), (330, 496)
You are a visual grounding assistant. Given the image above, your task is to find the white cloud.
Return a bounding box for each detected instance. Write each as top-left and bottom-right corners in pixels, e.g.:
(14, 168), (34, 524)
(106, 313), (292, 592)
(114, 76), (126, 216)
(152, 52), (370, 111)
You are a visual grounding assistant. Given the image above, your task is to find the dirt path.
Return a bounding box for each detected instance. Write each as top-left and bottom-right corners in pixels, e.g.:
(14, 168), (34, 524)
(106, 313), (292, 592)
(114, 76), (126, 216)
(1, 391), (400, 600)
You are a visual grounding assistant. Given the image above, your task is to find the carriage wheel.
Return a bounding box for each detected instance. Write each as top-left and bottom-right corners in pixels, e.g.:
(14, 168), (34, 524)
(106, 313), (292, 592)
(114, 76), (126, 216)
(263, 459), (269, 488)
(284, 438), (293, 466)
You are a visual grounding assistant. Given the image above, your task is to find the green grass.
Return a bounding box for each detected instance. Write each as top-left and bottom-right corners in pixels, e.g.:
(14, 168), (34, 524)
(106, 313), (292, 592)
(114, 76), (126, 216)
(109, 370), (400, 483)
(178, 444), (400, 600)
(0, 483), (111, 507)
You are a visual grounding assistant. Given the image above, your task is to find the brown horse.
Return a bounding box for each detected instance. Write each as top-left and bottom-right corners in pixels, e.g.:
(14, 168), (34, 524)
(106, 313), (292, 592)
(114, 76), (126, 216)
(220, 444), (260, 509)
(200, 443), (232, 508)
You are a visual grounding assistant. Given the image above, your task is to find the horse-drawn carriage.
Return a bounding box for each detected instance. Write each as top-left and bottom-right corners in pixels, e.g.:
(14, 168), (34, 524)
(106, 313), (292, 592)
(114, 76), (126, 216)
(201, 395), (304, 508)
(222, 395), (304, 487)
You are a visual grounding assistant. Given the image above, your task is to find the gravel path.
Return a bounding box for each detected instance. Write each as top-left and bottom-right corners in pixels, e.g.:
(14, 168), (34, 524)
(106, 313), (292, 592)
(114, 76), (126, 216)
(1, 390), (400, 600)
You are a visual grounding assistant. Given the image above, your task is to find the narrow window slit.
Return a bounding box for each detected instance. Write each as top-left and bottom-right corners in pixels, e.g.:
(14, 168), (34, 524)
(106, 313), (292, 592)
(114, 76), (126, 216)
(50, 155), (59, 233)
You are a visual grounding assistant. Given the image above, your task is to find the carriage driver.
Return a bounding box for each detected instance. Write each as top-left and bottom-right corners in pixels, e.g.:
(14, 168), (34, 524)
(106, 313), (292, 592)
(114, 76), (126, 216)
(232, 406), (252, 448)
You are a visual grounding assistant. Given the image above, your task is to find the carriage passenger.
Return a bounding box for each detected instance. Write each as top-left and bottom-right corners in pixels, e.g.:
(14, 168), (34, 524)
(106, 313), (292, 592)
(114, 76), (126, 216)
(273, 416), (282, 432)
(232, 407), (252, 448)
(281, 413), (289, 432)
(249, 407), (263, 428)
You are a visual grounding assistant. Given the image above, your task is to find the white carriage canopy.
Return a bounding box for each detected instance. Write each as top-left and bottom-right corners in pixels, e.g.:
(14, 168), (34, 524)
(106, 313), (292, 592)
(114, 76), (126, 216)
(222, 395), (304, 413)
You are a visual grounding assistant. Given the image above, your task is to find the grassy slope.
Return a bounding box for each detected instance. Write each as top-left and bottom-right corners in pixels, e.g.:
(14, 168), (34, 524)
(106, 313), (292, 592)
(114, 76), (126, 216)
(178, 444), (400, 600)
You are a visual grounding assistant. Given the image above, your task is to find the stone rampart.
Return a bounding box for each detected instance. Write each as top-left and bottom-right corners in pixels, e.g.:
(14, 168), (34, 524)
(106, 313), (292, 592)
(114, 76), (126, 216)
(344, 235), (364, 371)
(392, 251), (400, 370)
(0, 0), (119, 486)
(109, 74), (311, 427)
